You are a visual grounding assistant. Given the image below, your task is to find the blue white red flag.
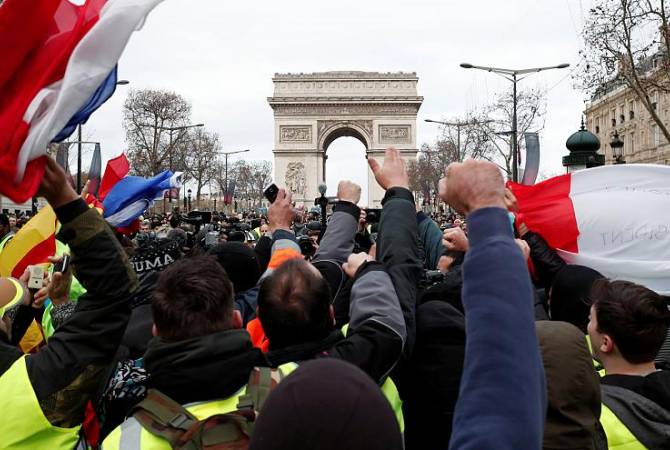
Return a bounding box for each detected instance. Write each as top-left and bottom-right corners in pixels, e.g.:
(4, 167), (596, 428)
(103, 171), (183, 227)
(0, 0), (164, 203)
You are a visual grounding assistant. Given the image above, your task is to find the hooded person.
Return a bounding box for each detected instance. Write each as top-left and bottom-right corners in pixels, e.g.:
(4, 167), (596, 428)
(536, 321), (605, 450)
(208, 242), (262, 325)
(550, 265), (604, 333)
(249, 358), (403, 450)
(121, 238), (183, 359)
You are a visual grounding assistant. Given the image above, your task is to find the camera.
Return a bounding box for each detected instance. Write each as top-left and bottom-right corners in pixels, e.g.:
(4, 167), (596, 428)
(419, 269), (447, 289)
(297, 235), (317, 258)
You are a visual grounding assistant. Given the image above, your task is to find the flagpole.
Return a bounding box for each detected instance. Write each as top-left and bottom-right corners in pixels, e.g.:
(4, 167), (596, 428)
(77, 125), (82, 193)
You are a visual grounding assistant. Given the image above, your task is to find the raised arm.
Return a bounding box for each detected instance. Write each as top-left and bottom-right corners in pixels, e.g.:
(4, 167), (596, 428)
(369, 149), (423, 355)
(312, 181), (361, 265)
(26, 157), (139, 428)
(330, 254), (406, 383)
(444, 161), (546, 450)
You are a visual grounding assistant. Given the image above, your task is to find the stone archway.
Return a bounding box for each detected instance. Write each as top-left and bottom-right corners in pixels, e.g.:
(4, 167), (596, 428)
(268, 71), (423, 206)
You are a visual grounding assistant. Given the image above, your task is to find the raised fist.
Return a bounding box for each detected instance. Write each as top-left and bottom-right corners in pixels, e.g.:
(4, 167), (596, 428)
(438, 160), (506, 215)
(337, 180), (362, 205)
(342, 252), (372, 278)
(37, 156), (79, 209)
(442, 226), (469, 252)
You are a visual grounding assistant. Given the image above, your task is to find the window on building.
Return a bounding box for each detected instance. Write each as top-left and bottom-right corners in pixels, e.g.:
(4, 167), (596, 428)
(611, 109), (616, 126)
(652, 124), (660, 147)
(629, 100), (635, 119)
(629, 132), (635, 155)
(652, 92), (659, 110)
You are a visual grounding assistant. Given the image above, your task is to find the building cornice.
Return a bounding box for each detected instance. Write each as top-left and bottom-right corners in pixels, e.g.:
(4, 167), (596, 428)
(273, 71), (418, 81)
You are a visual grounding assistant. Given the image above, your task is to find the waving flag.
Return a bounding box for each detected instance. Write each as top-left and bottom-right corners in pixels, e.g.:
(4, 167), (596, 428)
(0, 206), (57, 278)
(103, 171), (183, 227)
(99, 153), (130, 201)
(0, 0), (164, 203)
(509, 164), (670, 294)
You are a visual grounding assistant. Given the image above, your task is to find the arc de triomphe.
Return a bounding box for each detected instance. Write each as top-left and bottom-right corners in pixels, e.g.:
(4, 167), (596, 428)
(268, 71), (423, 206)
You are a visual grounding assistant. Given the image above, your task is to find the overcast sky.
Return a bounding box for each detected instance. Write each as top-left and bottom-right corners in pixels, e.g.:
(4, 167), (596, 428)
(83, 0), (592, 202)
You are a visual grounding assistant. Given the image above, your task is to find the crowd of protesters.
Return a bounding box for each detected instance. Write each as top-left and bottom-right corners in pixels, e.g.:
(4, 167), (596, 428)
(0, 149), (668, 449)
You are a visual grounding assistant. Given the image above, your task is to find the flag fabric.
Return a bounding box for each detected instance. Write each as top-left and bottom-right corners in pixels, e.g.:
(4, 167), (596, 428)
(99, 153), (130, 201)
(509, 164), (670, 294)
(103, 171), (183, 227)
(0, 0), (164, 203)
(0, 206), (57, 278)
(87, 143), (102, 198)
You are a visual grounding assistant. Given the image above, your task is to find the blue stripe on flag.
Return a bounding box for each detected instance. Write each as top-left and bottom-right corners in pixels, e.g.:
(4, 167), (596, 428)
(103, 171), (181, 227)
(53, 66), (119, 142)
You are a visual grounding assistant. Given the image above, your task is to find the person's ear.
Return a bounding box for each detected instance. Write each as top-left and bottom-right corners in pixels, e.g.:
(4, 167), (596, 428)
(232, 310), (243, 329)
(152, 323), (158, 337)
(600, 334), (614, 354)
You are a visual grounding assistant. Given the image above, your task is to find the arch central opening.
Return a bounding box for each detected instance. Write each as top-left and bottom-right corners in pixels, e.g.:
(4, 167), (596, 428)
(325, 135), (368, 205)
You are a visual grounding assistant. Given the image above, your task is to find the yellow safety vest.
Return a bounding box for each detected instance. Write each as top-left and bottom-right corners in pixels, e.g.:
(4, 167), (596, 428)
(0, 356), (80, 449)
(600, 403), (647, 450)
(102, 387), (247, 450)
(278, 361), (405, 433)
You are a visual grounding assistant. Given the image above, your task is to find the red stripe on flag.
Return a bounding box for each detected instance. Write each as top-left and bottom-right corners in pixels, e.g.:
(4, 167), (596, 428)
(99, 153), (130, 201)
(0, 0), (104, 202)
(11, 235), (56, 278)
(508, 174), (579, 253)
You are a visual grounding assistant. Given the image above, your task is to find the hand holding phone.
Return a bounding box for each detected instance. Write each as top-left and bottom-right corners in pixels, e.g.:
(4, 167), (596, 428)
(264, 183), (279, 204)
(28, 265), (45, 290)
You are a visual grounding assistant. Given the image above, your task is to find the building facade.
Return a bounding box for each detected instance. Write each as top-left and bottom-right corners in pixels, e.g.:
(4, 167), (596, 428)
(585, 82), (670, 165)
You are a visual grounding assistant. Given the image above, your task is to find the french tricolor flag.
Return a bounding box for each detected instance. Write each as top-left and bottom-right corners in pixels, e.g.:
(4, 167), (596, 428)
(510, 164), (670, 294)
(0, 0), (164, 203)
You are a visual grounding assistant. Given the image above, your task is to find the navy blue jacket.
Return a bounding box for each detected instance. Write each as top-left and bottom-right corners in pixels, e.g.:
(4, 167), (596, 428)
(449, 207), (546, 450)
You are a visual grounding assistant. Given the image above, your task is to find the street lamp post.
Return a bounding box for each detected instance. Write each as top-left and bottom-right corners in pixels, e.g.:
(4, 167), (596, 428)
(610, 130), (625, 164)
(459, 62), (570, 181)
(187, 189), (192, 212)
(220, 149), (250, 211)
(425, 118), (494, 161)
(75, 79), (130, 192)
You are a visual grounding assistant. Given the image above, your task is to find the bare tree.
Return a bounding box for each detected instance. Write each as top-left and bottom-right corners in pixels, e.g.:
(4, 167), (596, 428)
(415, 88), (547, 183)
(472, 87), (547, 177)
(578, 0), (670, 143)
(216, 160), (272, 209)
(122, 89), (192, 176)
(182, 128), (220, 209)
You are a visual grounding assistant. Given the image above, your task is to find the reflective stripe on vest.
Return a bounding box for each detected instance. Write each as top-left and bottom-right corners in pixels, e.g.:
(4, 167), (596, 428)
(101, 387), (245, 450)
(0, 355), (80, 449)
(278, 361), (405, 433)
(600, 403), (647, 450)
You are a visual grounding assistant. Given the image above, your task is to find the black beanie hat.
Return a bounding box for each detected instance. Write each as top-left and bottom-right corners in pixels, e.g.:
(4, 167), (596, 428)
(550, 264), (604, 333)
(249, 359), (403, 450)
(207, 242), (261, 294)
